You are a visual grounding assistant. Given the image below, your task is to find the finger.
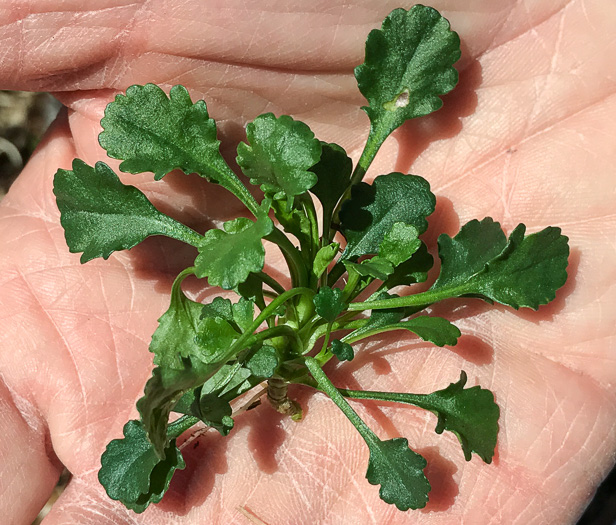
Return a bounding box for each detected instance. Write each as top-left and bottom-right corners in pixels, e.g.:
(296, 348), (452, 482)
(0, 377), (61, 524)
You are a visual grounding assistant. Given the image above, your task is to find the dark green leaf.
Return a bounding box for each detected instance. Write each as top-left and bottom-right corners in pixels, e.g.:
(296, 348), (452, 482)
(344, 257), (394, 282)
(198, 390), (234, 436)
(236, 273), (266, 305)
(366, 437), (430, 511)
(194, 317), (239, 363)
(236, 113), (321, 202)
(246, 345), (279, 378)
(346, 315), (460, 347)
(331, 339), (354, 361)
(271, 197), (311, 250)
(200, 297), (234, 323)
(470, 225), (569, 309)
(172, 363), (259, 435)
(379, 223), (421, 266)
(99, 420), (185, 513)
(431, 220), (570, 309)
(232, 298), (255, 333)
(151, 271), (211, 369)
(313, 242), (339, 280)
(432, 218), (507, 290)
(137, 361), (213, 457)
(195, 211), (274, 290)
(397, 316), (460, 347)
(384, 241), (433, 288)
(313, 286), (345, 322)
(53, 160), (199, 263)
(99, 84), (255, 209)
(339, 173), (435, 260)
(424, 371), (499, 462)
(309, 141), (353, 217)
(355, 6), (460, 138)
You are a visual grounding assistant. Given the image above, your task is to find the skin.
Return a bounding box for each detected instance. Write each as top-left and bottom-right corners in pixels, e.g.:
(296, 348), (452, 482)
(0, 1), (615, 523)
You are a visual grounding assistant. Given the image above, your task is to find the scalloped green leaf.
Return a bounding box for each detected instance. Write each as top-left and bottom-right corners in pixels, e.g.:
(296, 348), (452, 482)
(340, 173), (435, 260)
(99, 84), (256, 210)
(151, 271), (238, 370)
(366, 437), (430, 511)
(99, 420), (185, 513)
(432, 220), (570, 309)
(195, 212), (273, 290)
(53, 160), (199, 263)
(313, 286), (345, 323)
(355, 6), (460, 139)
(237, 113), (321, 203)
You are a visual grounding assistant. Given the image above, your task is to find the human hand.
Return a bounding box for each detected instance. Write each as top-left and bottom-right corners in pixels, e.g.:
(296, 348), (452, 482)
(1, 2), (614, 523)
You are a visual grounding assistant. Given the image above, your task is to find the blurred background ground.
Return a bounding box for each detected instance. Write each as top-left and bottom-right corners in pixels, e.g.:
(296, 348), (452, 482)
(0, 89), (613, 524)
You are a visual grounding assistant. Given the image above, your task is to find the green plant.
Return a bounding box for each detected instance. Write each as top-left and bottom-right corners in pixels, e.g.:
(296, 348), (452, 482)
(53, 5), (569, 513)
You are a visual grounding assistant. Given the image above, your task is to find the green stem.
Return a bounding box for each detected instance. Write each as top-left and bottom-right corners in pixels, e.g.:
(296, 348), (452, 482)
(222, 287), (314, 362)
(248, 324), (304, 354)
(302, 315), (365, 355)
(266, 228), (308, 287)
(167, 415), (199, 439)
(330, 123), (391, 227)
(327, 261), (346, 287)
(349, 284), (469, 312)
(341, 269), (361, 302)
(304, 357), (377, 445)
(341, 323), (410, 345)
(214, 162), (261, 218)
(256, 271), (286, 295)
(300, 193), (320, 263)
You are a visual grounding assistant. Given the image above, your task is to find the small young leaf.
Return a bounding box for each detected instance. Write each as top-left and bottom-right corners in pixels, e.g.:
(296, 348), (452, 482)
(246, 345), (279, 378)
(232, 298), (255, 333)
(198, 390), (234, 436)
(425, 371), (499, 462)
(54, 160), (200, 263)
(344, 257), (394, 282)
(99, 420), (185, 513)
(397, 316), (461, 347)
(346, 315), (460, 347)
(355, 6), (460, 139)
(237, 113), (322, 203)
(137, 361), (213, 457)
(331, 339), (354, 361)
(201, 297), (234, 323)
(194, 317), (239, 364)
(313, 242), (340, 280)
(366, 437), (430, 511)
(173, 365), (254, 436)
(340, 173), (435, 260)
(379, 223), (421, 266)
(99, 84), (256, 211)
(271, 197), (312, 251)
(313, 286), (345, 322)
(383, 242), (433, 288)
(195, 212), (274, 289)
(151, 271), (212, 370)
(309, 141), (353, 218)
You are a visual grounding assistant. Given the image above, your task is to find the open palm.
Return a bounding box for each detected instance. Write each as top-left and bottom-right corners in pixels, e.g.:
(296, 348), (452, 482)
(1, 1), (614, 524)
